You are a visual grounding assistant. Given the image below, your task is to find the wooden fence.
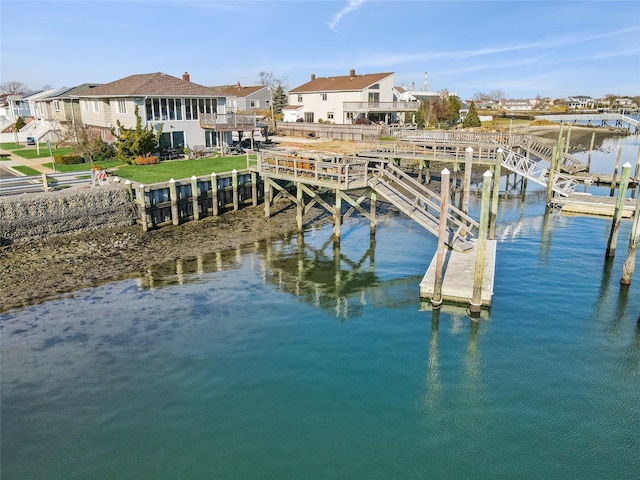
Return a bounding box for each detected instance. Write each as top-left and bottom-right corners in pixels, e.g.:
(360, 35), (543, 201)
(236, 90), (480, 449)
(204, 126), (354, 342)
(126, 170), (264, 230)
(275, 122), (384, 141)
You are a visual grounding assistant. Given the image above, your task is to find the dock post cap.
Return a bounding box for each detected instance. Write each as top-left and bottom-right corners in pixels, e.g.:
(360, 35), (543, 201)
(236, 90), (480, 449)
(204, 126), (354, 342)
(169, 178), (175, 183)
(124, 179), (131, 185)
(139, 184), (145, 188)
(211, 172), (217, 177)
(497, 148), (503, 153)
(622, 162), (632, 168)
(441, 168), (450, 175)
(483, 170), (493, 178)
(191, 175), (197, 180)
(465, 146), (474, 152)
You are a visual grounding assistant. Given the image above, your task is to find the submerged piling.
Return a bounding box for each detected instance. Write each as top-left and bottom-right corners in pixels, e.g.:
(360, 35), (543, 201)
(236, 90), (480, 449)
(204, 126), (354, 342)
(606, 162), (632, 258)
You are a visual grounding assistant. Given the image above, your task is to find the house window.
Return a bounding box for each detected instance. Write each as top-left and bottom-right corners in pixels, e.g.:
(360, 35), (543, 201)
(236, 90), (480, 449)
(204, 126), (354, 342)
(116, 98), (127, 114)
(304, 112), (314, 122)
(368, 92), (379, 103)
(92, 100), (100, 112)
(298, 95), (303, 102)
(327, 112), (334, 120)
(370, 83), (380, 89)
(82, 100), (88, 112)
(321, 93), (327, 101)
(250, 100), (259, 108)
(53, 101), (60, 112)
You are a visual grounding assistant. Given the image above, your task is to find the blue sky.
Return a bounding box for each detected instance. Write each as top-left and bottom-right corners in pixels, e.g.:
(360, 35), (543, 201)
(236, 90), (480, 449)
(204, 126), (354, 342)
(1, 0), (639, 100)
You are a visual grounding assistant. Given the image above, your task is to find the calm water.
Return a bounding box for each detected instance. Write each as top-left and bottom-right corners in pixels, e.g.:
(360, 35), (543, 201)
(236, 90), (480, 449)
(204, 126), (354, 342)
(2, 138), (640, 479)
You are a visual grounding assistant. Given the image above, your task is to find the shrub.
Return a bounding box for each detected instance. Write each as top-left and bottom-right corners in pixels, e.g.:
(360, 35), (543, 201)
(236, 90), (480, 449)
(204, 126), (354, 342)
(54, 154), (85, 165)
(134, 154), (159, 165)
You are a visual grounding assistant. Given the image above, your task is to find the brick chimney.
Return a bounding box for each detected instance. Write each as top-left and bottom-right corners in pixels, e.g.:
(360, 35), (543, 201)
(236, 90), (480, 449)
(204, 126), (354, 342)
(311, 73), (316, 81)
(237, 81), (241, 89)
(182, 72), (190, 82)
(350, 68), (355, 78)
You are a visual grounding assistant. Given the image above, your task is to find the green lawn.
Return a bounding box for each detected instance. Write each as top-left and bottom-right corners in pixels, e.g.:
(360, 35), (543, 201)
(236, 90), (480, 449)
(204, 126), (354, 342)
(12, 146), (75, 159)
(0, 142), (26, 150)
(114, 155), (252, 184)
(12, 166), (42, 176)
(53, 160), (126, 173)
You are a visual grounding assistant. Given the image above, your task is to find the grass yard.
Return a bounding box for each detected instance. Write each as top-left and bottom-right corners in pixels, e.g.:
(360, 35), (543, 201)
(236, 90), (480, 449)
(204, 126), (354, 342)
(12, 146), (75, 159)
(0, 142), (26, 150)
(12, 166), (42, 176)
(114, 155), (251, 184)
(53, 160), (125, 173)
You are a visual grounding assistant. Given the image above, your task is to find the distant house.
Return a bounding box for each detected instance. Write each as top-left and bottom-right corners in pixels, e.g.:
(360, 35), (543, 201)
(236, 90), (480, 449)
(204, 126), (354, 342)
(212, 82), (270, 113)
(499, 99), (532, 112)
(282, 104), (304, 123)
(74, 72), (229, 149)
(287, 69), (418, 124)
(6, 89), (57, 122)
(567, 96), (594, 109)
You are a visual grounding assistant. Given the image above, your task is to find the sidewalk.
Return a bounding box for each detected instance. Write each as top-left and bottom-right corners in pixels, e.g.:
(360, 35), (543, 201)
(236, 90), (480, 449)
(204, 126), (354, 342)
(0, 147), (56, 174)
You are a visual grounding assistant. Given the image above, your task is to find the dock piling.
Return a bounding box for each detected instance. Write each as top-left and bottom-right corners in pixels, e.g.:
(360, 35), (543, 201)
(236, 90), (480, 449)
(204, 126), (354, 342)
(431, 168), (450, 308)
(169, 178), (179, 226)
(470, 170), (493, 316)
(490, 148), (502, 240)
(610, 143), (623, 197)
(621, 189), (640, 284)
(191, 176), (199, 221)
(463, 147), (473, 214)
(606, 162), (632, 258)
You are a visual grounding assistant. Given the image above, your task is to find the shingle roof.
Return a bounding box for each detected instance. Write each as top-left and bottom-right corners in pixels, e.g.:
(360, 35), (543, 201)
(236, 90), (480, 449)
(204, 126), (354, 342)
(290, 72), (393, 93)
(212, 84), (266, 98)
(78, 72), (224, 97)
(50, 83), (102, 98)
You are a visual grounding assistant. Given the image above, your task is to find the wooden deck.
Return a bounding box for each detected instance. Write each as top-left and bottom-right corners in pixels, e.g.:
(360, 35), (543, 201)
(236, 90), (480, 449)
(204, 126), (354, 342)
(558, 192), (637, 218)
(419, 240), (497, 307)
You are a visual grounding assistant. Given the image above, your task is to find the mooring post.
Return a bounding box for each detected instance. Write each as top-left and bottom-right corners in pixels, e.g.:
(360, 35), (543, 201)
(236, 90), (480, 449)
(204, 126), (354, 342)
(232, 169), (239, 212)
(169, 178), (179, 226)
(333, 189), (342, 241)
(621, 190), (640, 284)
(489, 148), (502, 240)
(470, 170), (493, 316)
(251, 172), (258, 206)
(606, 162), (632, 258)
(417, 159), (424, 183)
(263, 178), (271, 218)
(191, 175), (199, 221)
(462, 147), (473, 214)
(211, 172), (219, 216)
(296, 182), (303, 232)
(138, 184), (148, 232)
(124, 179), (133, 201)
(546, 145), (558, 205)
(370, 190), (377, 236)
(610, 143), (623, 197)
(587, 132), (596, 172)
(564, 123), (572, 155)
(634, 146), (640, 182)
(431, 168), (450, 308)
(41, 173), (49, 192)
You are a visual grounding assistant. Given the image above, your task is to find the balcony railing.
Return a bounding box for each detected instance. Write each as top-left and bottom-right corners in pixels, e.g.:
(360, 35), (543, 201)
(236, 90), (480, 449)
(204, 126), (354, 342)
(343, 101), (420, 112)
(200, 113), (257, 130)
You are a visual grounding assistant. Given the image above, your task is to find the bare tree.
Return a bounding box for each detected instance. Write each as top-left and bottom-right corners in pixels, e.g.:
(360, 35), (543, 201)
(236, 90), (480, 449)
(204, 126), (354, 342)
(488, 89), (506, 102)
(257, 71), (288, 91)
(0, 80), (28, 95)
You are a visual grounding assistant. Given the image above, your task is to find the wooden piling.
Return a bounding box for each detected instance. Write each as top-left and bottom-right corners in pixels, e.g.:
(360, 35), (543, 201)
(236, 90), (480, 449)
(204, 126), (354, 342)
(191, 176), (199, 221)
(296, 182), (303, 232)
(610, 143), (623, 197)
(333, 189), (342, 241)
(564, 124), (572, 155)
(232, 169), (239, 212)
(370, 190), (377, 236)
(251, 172), (258, 206)
(263, 178), (271, 218)
(471, 170), (493, 316)
(606, 162), (632, 258)
(431, 168), (450, 308)
(621, 190), (640, 284)
(125, 180), (133, 201)
(169, 178), (179, 226)
(587, 132), (596, 171)
(211, 173), (219, 216)
(489, 148), (502, 240)
(463, 147), (473, 214)
(138, 184), (148, 232)
(546, 145), (558, 205)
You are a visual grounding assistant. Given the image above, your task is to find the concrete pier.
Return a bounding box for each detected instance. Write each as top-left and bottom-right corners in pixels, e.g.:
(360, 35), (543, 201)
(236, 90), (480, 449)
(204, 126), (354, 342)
(419, 239), (497, 307)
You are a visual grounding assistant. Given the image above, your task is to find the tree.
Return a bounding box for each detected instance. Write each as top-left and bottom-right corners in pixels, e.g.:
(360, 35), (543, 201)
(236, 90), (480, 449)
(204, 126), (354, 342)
(1, 80), (28, 95)
(15, 116), (25, 131)
(447, 95), (462, 124)
(272, 85), (288, 115)
(111, 105), (162, 160)
(431, 98), (453, 127)
(73, 125), (115, 163)
(257, 71), (288, 91)
(488, 89), (505, 102)
(462, 101), (482, 128)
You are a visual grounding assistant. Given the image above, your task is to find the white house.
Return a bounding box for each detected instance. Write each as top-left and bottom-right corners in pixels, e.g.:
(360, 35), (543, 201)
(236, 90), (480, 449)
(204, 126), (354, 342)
(287, 69), (418, 124)
(212, 82), (270, 113)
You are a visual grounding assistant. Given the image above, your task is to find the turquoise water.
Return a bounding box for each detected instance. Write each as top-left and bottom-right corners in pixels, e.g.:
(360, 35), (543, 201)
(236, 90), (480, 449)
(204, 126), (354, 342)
(2, 149), (640, 479)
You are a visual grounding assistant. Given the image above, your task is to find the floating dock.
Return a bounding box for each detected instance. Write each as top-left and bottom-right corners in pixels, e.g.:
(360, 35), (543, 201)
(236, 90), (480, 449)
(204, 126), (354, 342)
(419, 239), (497, 307)
(559, 192), (637, 218)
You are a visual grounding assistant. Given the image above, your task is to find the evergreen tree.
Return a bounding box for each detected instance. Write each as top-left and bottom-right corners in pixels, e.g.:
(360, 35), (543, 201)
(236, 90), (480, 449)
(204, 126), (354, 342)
(462, 101), (482, 128)
(15, 116), (25, 131)
(447, 96), (462, 125)
(111, 105), (162, 160)
(272, 85), (287, 115)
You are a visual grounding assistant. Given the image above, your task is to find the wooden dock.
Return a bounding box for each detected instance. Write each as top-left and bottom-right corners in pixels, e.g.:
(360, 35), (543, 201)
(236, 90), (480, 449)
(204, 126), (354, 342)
(558, 192), (637, 218)
(419, 239), (497, 307)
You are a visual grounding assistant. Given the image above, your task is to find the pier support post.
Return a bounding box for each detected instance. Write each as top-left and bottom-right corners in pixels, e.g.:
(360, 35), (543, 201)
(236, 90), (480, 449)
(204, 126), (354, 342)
(138, 184), (148, 232)
(470, 170), (493, 316)
(431, 168), (450, 308)
(621, 190), (640, 284)
(463, 147), (473, 214)
(296, 182), (304, 232)
(232, 169), (239, 212)
(370, 190), (377, 236)
(489, 148), (502, 240)
(264, 178), (271, 218)
(606, 162), (632, 258)
(125, 179), (133, 201)
(251, 172), (258, 206)
(333, 188), (342, 241)
(211, 173), (219, 216)
(610, 143), (623, 197)
(546, 145), (558, 205)
(169, 178), (179, 226)
(191, 176), (200, 221)
(587, 132), (596, 172)
(564, 124), (572, 156)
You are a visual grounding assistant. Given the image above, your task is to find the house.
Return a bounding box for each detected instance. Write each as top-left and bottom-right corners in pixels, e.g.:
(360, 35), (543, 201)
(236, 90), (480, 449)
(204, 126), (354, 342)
(74, 72), (230, 150)
(567, 96), (594, 109)
(499, 99), (532, 112)
(213, 82), (270, 113)
(287, 69), (418, 124)
(282, 104), (304, 122)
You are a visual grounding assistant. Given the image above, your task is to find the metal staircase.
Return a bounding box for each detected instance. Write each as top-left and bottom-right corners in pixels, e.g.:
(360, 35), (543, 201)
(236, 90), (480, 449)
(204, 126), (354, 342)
(367, 161), (478, 252)
(501, 146), (577, 196)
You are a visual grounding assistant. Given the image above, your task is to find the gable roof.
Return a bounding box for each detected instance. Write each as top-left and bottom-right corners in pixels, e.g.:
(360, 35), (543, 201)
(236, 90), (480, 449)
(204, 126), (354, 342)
(212, 83), (266, 98)
(290, 71), (393, 94)
(48, 83), (102, 98)
(78, 72), (224, 98)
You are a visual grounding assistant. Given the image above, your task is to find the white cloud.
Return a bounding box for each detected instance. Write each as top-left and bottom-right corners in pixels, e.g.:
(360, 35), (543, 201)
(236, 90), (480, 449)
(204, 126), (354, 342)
(328, 0), (367, 30)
